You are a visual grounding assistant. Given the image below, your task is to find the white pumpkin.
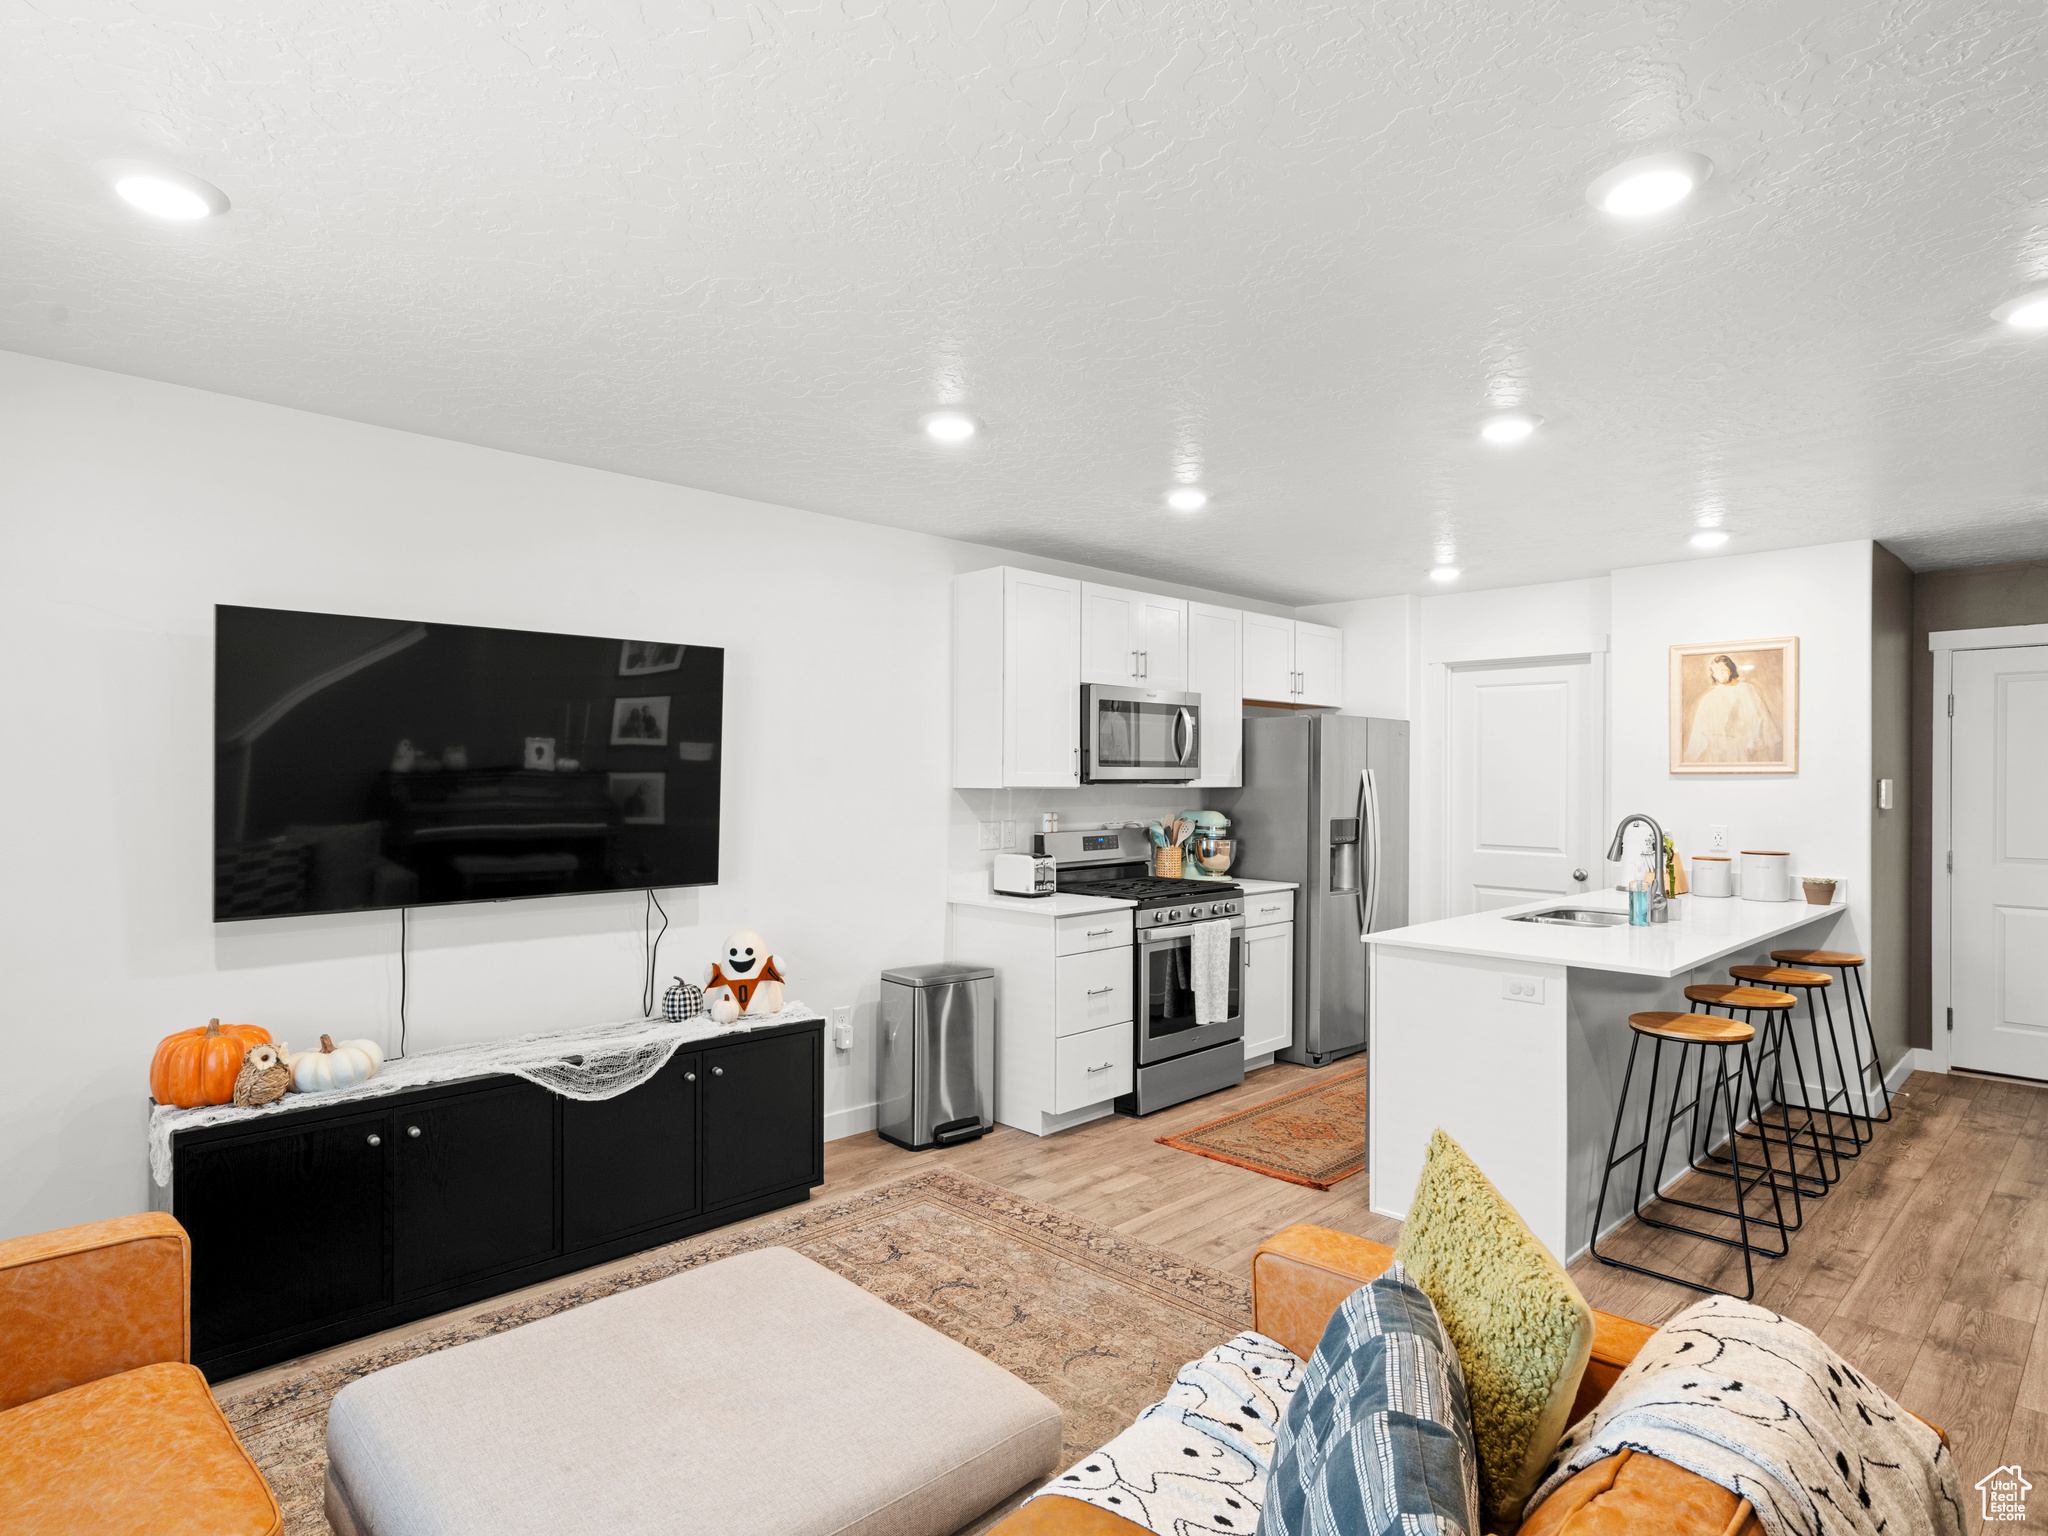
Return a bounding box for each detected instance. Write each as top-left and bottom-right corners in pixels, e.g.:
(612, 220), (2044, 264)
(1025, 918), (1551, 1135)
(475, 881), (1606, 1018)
(288, 1034), (384, 1093)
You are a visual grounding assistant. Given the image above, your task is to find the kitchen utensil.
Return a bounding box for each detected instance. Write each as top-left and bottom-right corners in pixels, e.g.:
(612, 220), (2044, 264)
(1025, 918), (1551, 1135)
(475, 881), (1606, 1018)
(1691, 856), (1732, 898)
(1154, 846), (1184, 878)
(1741, 850), (1792, 902)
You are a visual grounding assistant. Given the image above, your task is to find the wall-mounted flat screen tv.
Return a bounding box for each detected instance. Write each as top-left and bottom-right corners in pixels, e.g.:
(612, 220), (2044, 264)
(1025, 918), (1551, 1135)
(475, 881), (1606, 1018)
(215, 605), (722, 920)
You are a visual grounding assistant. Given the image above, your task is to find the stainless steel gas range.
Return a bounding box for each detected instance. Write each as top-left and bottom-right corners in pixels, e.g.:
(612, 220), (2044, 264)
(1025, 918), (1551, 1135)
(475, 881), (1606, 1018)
(1035, 828), (1246, 1115)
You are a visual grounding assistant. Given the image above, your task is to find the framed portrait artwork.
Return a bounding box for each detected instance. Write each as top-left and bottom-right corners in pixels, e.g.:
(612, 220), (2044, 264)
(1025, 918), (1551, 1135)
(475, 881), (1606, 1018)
(610, 695), (670, 747)
(618, 640), (684, 677)
(1669, 636), (1798, 774)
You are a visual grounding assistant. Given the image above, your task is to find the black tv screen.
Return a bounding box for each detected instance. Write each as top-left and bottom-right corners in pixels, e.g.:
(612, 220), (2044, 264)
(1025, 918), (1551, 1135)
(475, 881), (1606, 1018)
(214, 605), (722, 919)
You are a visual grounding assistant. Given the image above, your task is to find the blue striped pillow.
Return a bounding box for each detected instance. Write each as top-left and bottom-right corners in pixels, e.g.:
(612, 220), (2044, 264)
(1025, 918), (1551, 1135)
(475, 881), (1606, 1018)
(1256, 1261), (1480, 1536)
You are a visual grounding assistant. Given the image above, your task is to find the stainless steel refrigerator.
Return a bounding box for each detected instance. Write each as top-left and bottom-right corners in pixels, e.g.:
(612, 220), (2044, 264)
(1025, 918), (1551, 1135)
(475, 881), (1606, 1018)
(1206, 713), (1409, 1066)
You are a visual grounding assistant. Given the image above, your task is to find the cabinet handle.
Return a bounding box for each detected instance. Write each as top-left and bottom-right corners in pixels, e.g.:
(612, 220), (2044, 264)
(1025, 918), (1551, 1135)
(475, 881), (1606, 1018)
(1261, 904), (1283, 913)
(407, 1125), (421, 1138)
(1130, 649), (1140, 677)
(1140, 650), (1149, 677)
(684, 1071), (697, 1081)
(366, 1133), (382, 1147)
(712, 1066), (725, 1076)
(1087, 1061), (1115, 1072)
(1086, 985), (1115, 996)
(1085, 926), (1114, 936)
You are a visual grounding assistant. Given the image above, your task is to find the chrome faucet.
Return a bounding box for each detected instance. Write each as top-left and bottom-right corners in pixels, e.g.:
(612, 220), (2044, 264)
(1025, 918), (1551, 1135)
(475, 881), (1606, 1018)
(1605, 813), (1669, 923)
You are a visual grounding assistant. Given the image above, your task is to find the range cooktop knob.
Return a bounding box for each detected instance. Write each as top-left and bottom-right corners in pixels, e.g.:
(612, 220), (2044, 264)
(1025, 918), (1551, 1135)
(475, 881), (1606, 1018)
(1167, 908), (1182, 921)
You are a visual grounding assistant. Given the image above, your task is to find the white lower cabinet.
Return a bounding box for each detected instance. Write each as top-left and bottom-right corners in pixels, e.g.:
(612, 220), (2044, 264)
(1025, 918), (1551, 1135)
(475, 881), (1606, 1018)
(1054, 1023), (1134, 1113)
(1241, 920), (1295, 1059)
(1056, 947), (1132, 1037)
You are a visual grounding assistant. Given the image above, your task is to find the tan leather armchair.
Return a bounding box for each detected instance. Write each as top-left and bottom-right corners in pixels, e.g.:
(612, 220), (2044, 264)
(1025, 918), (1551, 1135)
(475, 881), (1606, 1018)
(0, 1213), (281, 1536)
(992, 1224), (1754, 1536)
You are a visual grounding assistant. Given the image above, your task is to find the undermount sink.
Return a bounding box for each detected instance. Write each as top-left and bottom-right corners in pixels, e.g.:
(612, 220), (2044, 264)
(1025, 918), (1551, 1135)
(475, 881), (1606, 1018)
(1505, 907), (1632, 928)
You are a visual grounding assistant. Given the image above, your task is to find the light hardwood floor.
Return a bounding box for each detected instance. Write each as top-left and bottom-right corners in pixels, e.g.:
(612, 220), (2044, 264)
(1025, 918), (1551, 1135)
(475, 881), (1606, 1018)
(225, 1058), (2047, 1534)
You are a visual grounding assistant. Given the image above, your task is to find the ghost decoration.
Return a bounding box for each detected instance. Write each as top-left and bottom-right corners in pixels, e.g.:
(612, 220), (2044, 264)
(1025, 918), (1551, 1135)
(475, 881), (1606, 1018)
(703, 930), (786, 1024)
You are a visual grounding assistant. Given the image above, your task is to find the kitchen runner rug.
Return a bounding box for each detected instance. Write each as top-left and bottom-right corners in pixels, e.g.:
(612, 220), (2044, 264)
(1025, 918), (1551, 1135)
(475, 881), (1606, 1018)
(215, 1165), (1254, 1536)
(1154, 1066), (1370, 1190)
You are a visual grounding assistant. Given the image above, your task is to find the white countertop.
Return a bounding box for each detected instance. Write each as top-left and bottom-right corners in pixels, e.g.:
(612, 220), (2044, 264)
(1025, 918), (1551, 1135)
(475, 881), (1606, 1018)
(1234, 878), (1300, 895)
(948, 887), (1136, 917)
(1363, 890), (1844, 978)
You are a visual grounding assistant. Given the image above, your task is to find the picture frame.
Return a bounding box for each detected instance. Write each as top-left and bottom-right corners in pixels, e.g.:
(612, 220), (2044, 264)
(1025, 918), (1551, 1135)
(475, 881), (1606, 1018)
(609, 695), (670, 747)
(1669, 636), (1799, 774)
(607, 771), (665, 826)
(618, 640), (684, 677)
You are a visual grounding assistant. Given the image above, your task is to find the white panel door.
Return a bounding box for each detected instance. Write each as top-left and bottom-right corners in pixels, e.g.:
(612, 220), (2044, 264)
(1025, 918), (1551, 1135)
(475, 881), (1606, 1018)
(1003, 569), (1080, 786)
(1079, 584), (1141, 686)
(1135, 594), (1188, 690)
(1294, 622), (1343, 707)
(1447, 660), (1600, 913)
(1187, 603), (1242, 787)
(1951, 646), (2048, 1080)
(1242, 612), (1295, 703)
(1242, 923), (1295, 1056)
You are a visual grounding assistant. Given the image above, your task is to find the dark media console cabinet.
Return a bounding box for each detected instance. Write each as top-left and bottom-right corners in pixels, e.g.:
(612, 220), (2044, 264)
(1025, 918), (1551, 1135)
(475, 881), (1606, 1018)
(166, 1017), (823, 1380)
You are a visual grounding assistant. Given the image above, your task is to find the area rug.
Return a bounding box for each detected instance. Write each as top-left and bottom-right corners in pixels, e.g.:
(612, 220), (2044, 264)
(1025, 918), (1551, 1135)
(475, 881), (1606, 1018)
(215, 1165), (1253, 1536)
(1155, 1066), (1369, 1189)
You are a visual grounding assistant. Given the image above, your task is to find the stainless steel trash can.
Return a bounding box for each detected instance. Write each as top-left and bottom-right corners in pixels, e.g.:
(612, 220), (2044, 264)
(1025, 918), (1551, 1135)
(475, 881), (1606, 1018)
(877, 963), (996, 1151)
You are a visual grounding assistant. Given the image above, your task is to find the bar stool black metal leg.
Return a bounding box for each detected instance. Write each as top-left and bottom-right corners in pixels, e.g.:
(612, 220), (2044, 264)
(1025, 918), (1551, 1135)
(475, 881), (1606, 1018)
(1821, 985), (1875, 1141)
(1802, 988), (1863, 1159)
(1775, 1011), (1839, 1189)
(1849, 966), (1894, 1122)
(1690, 1011), (1805, 1232)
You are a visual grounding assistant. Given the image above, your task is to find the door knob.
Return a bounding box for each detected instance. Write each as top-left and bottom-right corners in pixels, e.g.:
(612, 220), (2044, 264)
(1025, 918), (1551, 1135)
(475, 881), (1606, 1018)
(712, 1066), (725, 1076)
(366, 1134), (381, 1147)
(407, 1125), (421, 1138)
(1572, 868), (1588, 881)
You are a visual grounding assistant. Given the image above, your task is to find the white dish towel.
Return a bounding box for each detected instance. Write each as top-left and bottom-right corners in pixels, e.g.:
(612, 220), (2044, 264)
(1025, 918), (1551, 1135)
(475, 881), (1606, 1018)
(1190, 918), (1233, 1025)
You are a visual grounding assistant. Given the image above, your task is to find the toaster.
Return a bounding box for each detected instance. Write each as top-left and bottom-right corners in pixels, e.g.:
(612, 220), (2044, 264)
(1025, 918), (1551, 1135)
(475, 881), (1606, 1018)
(992, 853), (1057, 898)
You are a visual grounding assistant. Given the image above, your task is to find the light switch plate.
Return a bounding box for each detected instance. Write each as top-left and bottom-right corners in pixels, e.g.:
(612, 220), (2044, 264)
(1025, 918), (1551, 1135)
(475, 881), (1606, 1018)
(1707, 824), (1730, 852)
(1501, 974), (1544, 1004)
(1001, 821), (1017, 850)
(977, 822), (1001, 851)
(831, 1006), (853, 1050)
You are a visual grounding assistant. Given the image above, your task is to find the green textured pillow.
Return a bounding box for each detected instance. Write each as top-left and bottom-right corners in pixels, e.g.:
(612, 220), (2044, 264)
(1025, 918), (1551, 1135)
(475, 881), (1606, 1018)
(1392, 1129), (1594, 1529)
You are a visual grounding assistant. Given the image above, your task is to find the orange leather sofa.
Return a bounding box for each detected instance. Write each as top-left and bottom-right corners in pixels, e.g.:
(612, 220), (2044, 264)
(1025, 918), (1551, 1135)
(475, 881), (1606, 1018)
(992, 1223), (1760, 1536)
(0, 1213), (281, 1536)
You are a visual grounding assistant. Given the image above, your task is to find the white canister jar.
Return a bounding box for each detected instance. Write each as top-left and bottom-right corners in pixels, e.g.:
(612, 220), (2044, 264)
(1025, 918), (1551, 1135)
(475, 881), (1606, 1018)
(1741, 851), (1792, 902)
(1691, 856), (1733, 898)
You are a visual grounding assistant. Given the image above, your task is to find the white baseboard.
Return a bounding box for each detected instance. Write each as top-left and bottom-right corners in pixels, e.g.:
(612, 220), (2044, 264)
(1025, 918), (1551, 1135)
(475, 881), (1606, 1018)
(824, 1101), (877, 1142)
(1894, 1050), (1938, 1086)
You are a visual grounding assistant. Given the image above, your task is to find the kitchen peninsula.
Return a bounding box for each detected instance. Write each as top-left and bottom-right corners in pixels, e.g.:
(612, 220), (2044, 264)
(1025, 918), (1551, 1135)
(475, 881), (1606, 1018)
(1365, 890), (1846, 1260)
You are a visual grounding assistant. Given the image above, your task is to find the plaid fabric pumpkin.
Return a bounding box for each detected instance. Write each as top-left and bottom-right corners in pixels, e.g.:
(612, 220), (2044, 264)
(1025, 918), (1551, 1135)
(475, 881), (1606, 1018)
(662, 978), (705, 1022)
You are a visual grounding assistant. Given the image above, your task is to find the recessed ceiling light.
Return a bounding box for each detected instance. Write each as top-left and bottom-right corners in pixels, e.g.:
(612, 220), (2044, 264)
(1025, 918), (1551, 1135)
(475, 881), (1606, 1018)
(921, 410), (978, 443)
(1690, 530), (1731, 548)
(96, 160), (230, 220)
(1586, 151), (1713, 219)
(1429, 566), (1462, 583)
(1166, 487), (1208, 511)
(1995, 290), (2048, 332)
(1479, 413), (1538, 445)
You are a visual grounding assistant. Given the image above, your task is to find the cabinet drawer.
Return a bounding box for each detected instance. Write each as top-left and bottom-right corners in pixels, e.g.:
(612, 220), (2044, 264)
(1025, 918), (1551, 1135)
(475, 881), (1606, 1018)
(1056, 946), (1133, 1037)
(1057, 910), (1133, 956)
(1054, 1022), (1134, 1113)
(1245, 891), (1295, 928)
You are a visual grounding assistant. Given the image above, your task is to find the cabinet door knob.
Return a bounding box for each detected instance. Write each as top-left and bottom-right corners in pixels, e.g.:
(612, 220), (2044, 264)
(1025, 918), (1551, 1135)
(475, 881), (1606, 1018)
(366, 1134), (382, 1146)
(684, 1071), (697, 1081)
(712, 1066), (725, 1076)
(407, 1125), (421, 1138)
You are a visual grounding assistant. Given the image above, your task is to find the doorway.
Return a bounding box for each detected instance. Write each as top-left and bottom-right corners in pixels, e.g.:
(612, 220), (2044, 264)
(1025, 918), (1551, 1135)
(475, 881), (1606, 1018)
(1445, 657), (1605, 915)
(1944, 642), (2048, 1081)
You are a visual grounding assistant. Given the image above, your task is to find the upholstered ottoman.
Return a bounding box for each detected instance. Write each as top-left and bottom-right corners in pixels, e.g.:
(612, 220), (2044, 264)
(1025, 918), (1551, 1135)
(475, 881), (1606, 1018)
(324, 1246), (1063, 1536)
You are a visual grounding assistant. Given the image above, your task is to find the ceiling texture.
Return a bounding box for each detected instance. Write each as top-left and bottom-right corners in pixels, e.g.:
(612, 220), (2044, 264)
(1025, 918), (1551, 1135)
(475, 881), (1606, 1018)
(4, 1), (2046, 604)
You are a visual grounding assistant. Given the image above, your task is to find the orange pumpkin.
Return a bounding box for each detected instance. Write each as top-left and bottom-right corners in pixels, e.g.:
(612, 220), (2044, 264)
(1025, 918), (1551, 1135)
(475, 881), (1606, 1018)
(151, 1018), (275, 1108)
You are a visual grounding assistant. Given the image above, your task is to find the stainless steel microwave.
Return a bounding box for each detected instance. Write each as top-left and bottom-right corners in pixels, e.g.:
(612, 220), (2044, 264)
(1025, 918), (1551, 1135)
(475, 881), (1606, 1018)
(1080, 683), (1200, 783)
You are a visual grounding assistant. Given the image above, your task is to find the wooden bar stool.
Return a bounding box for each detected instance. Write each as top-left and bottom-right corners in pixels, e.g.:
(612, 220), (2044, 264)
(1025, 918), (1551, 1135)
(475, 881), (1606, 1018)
(1682, 983), (1828, 1213)
(1590, 1011), (1786, 1300)
(1729, 964), (1866, 1172)
(1770, 949), (1891, 1124)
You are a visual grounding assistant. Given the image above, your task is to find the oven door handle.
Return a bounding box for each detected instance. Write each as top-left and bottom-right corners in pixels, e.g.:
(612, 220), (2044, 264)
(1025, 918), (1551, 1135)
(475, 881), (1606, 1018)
(1175, 707), (1197, 766)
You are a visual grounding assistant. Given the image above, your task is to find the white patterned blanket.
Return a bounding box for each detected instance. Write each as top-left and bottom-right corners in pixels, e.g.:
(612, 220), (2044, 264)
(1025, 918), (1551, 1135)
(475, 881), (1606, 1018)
(1027, 1331), (1303, 1535)
(1527, 1297), (1965, 1536)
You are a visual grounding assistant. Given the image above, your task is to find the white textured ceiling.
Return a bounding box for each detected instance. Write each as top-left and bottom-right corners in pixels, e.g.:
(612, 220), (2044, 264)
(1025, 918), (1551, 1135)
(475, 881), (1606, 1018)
(4, 1), (2047, 604)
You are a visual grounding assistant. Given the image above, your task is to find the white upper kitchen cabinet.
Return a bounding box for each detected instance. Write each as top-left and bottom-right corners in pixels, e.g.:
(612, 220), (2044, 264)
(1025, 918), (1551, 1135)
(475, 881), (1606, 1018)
(1081, 583), (1186, 691)
(1187, 603), (1243, 788)
(1241, 611), (1297, 703)
(1241, 614), (1343, 708)
(952, 567), (1081, 788)
(1294, 621), (1343, 707)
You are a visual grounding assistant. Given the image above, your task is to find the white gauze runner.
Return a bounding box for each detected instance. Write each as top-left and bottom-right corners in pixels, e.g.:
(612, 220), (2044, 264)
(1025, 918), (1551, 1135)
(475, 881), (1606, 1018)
(147, 1005), (817, 1192)
(1527, 1295), (1965, 1536)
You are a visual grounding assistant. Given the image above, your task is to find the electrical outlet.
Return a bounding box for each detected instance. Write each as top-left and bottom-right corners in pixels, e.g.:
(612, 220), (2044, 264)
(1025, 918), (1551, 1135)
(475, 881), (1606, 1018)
(831, 1005), (853, 1050)
(1500, 974), (1544, 1004)
(977, 822), (1000, 851)
(1707, 824), (1730, 852)
(1001, 821), (1017, 850)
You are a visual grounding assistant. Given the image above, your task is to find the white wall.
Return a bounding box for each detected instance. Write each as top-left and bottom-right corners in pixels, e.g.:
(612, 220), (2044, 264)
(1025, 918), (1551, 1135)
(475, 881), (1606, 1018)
(1609, 542), (1875, 987)
(0, 351), (1291, 1240)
